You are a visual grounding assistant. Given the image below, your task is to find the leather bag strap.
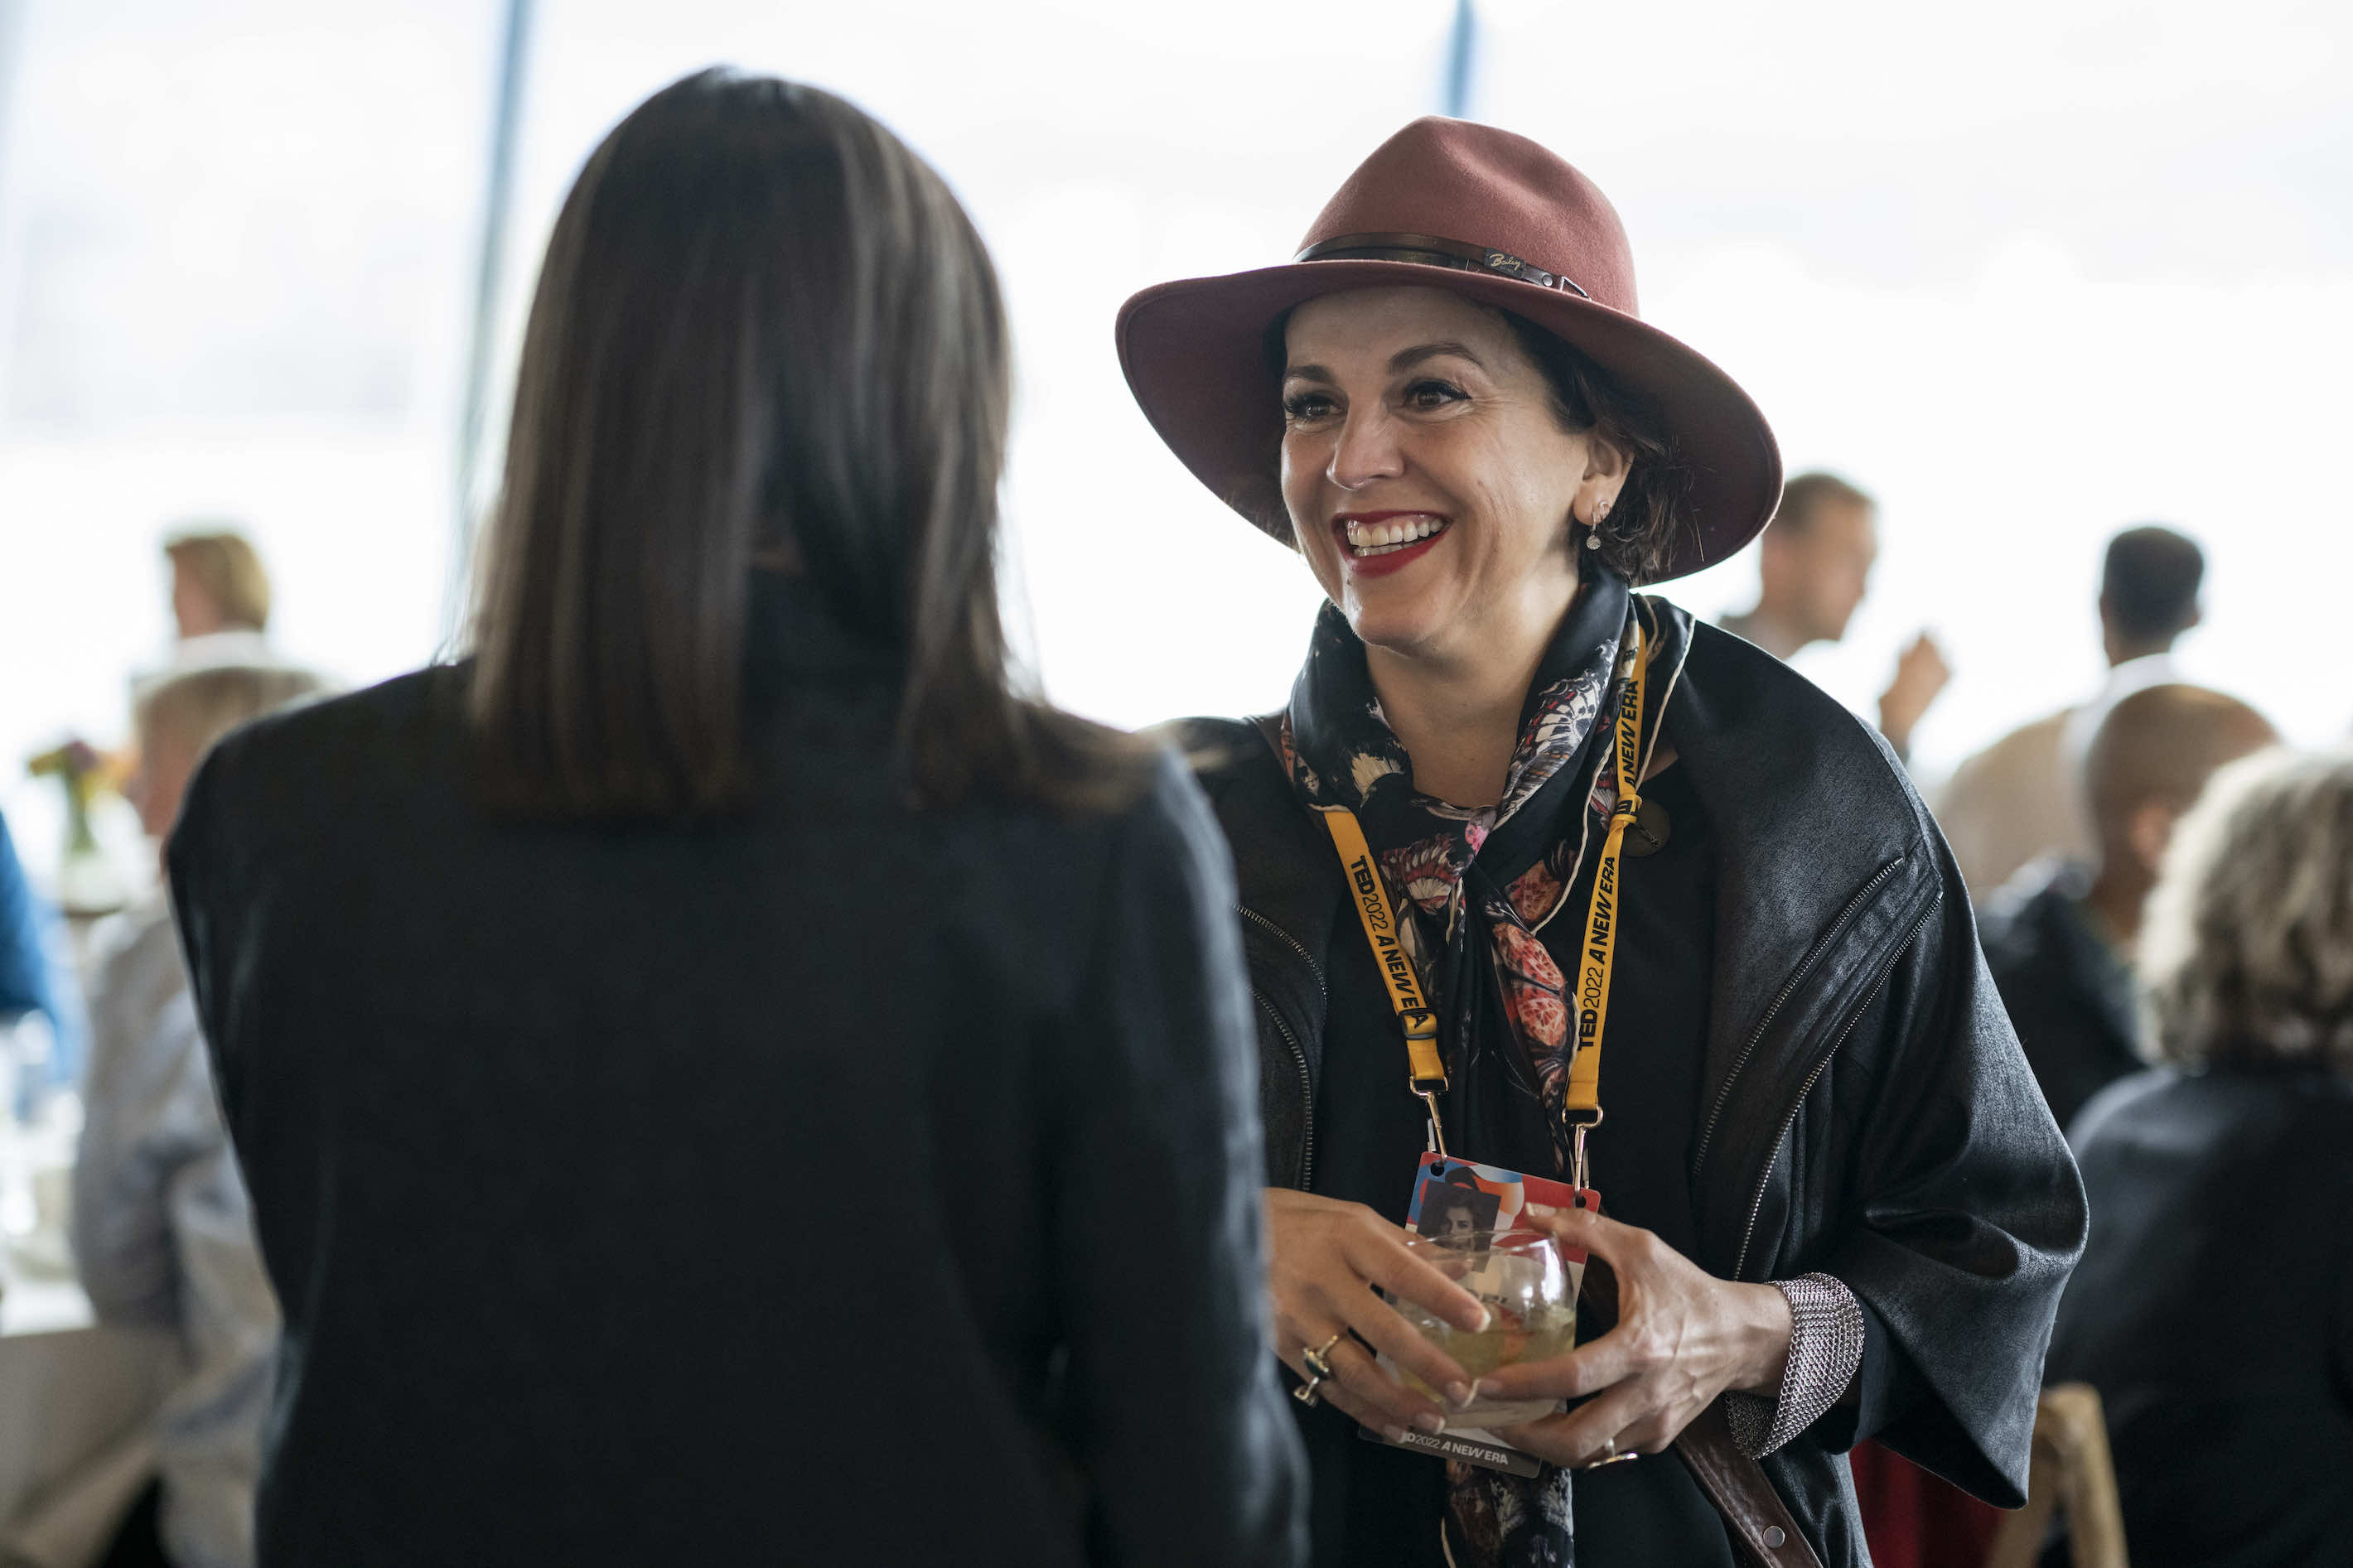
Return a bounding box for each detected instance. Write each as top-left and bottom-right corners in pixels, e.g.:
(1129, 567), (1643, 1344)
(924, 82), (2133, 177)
(1674, 1402), (1826, 1568)
(1582, 1259), (1825, 1568)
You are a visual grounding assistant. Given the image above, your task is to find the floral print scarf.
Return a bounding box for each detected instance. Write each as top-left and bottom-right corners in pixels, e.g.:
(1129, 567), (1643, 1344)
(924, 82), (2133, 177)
(1280, 568), (1689, 1568)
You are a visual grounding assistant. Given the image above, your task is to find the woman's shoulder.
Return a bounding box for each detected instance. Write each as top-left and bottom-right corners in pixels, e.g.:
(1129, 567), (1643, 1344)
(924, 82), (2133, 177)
(1155, 716), (1325, 871)
(1668, 611), (1940, 862)
(205, 664), (461, 776)
(175, 666), (466, 858)
(2073, 1064), (2353, 1161)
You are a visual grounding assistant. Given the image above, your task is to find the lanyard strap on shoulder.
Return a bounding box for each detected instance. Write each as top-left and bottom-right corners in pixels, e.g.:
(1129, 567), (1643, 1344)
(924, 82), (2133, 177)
(1321, 808), (1451, 1154)
(1565, 618), (1646, 1187)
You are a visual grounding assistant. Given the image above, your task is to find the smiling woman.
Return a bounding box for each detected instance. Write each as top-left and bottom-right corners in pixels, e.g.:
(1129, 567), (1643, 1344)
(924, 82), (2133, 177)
(1125, 118), (2089, 1568)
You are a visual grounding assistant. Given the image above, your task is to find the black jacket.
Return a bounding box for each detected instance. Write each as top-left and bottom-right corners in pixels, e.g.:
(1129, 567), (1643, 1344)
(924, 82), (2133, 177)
(1979, 860), (2145, 1131)
(2048, 1067), (2353, 1567)
(1181, 614), (2086, 1568)
(167, 586), (1306, 1567)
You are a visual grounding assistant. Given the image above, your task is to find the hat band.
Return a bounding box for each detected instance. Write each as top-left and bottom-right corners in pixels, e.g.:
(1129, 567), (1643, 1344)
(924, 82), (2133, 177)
(1294, 231), (1592, 302)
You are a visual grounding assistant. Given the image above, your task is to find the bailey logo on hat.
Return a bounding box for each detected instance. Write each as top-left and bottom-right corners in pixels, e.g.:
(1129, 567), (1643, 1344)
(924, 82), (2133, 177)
(1115, 116), (1780, 582)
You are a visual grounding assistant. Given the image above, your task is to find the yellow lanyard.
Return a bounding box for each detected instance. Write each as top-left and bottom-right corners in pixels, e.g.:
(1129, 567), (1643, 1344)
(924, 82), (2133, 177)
(1320, 620), (1649, 1184)
(1322, 808), (1451, 1152)
(1565, 619), (1646, 1189)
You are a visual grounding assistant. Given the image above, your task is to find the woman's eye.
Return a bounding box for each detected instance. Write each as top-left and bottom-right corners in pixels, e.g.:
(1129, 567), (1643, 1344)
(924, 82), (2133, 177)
(1402, 379), (1466, 412)
(1282, 390), (1338, 423)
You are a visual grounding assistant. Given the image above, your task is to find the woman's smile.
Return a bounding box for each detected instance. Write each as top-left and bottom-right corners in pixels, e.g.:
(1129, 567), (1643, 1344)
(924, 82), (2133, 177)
(1281, 286), (1602, 659)
(1332, 509), (1453, 575)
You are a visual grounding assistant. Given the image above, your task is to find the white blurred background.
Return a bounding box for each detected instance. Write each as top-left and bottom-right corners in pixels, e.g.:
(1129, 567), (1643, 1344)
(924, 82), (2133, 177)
(3, 0), (2348, 892)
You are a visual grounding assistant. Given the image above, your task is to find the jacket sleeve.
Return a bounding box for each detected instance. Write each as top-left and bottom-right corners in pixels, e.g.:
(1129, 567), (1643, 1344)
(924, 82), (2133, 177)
(1048, 750), (1308, 1568)
(1820, 833), (2089, 1505)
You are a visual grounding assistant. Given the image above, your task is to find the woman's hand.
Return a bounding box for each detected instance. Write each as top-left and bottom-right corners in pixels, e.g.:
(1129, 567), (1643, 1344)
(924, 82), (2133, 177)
(1264, 1188), (1493, 1442)
(1474, 1204), (1794, 1467)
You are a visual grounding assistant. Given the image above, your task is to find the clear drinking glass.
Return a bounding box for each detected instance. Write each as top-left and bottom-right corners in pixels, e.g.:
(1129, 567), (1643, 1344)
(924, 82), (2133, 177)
(1391, 1229), (1577, 1426)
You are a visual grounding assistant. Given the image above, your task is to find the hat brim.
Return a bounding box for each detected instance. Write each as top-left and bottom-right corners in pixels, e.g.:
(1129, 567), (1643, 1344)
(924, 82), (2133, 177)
(1115, 258), (1781, 583)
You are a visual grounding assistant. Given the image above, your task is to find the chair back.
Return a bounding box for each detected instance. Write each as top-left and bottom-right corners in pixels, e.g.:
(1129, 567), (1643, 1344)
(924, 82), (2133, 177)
(1983, 1383), (2128, 1568)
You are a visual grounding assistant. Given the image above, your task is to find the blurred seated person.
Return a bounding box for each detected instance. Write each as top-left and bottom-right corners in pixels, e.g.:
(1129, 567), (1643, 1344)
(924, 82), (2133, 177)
(1979, 684), (2273, 1131)
(1939, 524), (2206, 896)
(1718, 471), (1950, 760)
(163, 529), (274, 671)
(74, 663), (326, 1568)
(2046, 747), (2353, 1566)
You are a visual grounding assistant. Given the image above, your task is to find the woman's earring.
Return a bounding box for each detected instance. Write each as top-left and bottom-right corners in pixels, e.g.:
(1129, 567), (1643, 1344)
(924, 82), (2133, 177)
(1584, 531), (1602, 551)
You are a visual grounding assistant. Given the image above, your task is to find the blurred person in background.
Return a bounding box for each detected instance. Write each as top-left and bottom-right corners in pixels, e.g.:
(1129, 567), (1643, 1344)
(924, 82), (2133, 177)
(1979, 685), (2274, 1131)
(0, 806), (80, 1117)
(2046, 748), (2353, 1566)
(1938, 525), (2206, 896)
(75, 663), (327, 1568)
(162, 529), (273, 671)
(1125, 118), (2082, 1568)
(167, 71), (1302, 1568)
(1718, 472), (1950, 762)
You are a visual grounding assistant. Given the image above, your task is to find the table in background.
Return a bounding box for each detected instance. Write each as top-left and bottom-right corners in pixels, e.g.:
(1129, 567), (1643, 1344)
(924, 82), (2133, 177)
(2, 1263), (176, 1566)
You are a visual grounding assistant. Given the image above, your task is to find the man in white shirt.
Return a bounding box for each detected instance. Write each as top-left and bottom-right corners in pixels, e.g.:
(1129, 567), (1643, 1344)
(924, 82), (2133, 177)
(1718, 472), (1951, 763)
(1936, 525), (2206, 899)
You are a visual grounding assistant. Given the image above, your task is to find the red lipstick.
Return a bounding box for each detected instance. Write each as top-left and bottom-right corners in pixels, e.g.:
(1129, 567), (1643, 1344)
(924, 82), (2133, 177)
(1330, 511), (1452, 578)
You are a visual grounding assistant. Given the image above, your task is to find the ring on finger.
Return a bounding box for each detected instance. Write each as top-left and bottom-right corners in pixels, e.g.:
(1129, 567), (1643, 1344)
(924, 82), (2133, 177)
(1292, 1331), (1346, 1406)
(1580, 1436), (1640, 1470)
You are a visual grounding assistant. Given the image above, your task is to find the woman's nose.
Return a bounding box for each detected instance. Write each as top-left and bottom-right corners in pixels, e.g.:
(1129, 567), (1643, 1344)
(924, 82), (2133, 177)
(1328, 406), (1405, 491)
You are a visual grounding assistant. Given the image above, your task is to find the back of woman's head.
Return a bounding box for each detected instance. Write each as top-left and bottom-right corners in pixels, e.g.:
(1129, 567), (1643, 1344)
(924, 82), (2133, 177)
(2140, 748), (2353, 1074)
(471, 69), (1129, 817)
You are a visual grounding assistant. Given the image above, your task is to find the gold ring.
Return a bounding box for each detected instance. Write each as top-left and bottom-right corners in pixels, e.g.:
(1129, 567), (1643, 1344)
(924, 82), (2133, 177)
(1292, 1371), (1327, 1406)
(1581, 1442), (1640, 1469)
(1302, 1331), (1346, 1382)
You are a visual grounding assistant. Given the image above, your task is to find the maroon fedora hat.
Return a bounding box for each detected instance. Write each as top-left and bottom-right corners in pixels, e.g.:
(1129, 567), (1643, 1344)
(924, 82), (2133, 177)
(1115, 117), (1780, 582)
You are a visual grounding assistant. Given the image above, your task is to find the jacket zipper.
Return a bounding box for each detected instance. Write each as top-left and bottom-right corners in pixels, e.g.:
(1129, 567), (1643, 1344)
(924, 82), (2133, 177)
(1239, 905), (1325, 1000)
(1254, 991), (1316, 1190)
(1692, 856), (1906, 1178)
(1239, 905), (1323, 1191)
(1731, 894), (1940, 1281)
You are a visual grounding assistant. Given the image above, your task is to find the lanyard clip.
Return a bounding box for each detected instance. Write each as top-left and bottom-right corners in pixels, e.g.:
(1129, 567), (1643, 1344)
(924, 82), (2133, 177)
(1566, 1107), (1605, 1193)
(1402, 1009), (1447, 1158)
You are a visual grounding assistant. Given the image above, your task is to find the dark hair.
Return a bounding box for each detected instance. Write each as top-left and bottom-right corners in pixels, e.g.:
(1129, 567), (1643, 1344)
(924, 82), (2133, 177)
(2102, 524), (2205, 644)
(470, 70), (1143, 818)
(1496, 313), (1696, 585)
(1769, 472), (1874, 539)
(1417, 1183), (1500, 1237)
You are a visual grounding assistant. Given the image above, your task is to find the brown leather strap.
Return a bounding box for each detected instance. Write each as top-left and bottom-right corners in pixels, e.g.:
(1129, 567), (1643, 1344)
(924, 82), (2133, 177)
(1674, 1402), (1824, 1568)
(1577, 1260), (1822, 1568)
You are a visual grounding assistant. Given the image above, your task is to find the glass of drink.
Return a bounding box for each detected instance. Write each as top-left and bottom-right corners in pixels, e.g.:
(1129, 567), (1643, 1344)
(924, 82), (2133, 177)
(1392, 1229), (1576, 1427)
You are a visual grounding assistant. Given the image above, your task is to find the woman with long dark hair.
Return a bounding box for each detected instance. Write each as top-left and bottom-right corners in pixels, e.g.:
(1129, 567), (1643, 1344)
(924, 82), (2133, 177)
(168, 70), (1303, 1566)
